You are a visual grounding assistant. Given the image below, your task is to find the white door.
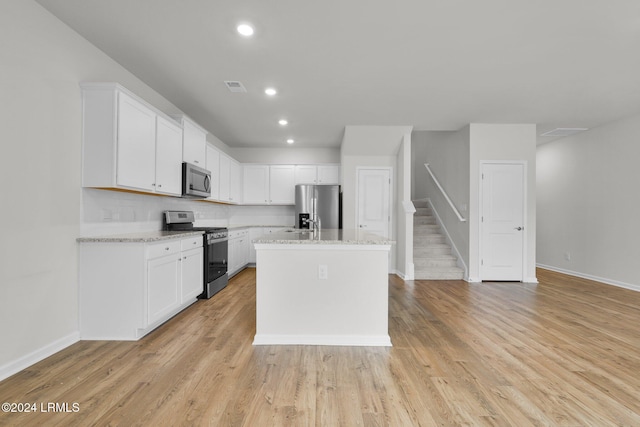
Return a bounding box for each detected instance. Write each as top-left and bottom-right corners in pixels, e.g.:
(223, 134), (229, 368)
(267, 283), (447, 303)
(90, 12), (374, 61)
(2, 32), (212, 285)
(357, 168), (391, 238)
(480, 163), (525, 281)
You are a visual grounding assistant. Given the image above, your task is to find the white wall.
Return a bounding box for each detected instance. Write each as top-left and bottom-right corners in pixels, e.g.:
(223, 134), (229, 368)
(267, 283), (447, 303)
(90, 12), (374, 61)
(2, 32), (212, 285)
(231, 147), (340, 164)
(469, 124), (537, 282)
(537, 113), (640, 290)
(396, 133), (414, 279)
(412, 128), (470, 273)
(0, 0), (193, 379)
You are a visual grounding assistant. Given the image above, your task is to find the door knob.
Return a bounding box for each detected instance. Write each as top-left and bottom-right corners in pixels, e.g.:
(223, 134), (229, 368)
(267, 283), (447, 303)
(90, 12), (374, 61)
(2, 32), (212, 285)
(514, 226), (523, 231)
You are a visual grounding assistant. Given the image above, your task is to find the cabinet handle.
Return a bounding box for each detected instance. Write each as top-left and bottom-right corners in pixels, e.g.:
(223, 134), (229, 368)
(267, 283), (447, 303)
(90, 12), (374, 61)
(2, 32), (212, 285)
(158, 184), (162, 188)
(165, 247), (170, 251)
(194, 160), (199, 164)
(183, 256), (187, 260)
(152, 183), (156, 187)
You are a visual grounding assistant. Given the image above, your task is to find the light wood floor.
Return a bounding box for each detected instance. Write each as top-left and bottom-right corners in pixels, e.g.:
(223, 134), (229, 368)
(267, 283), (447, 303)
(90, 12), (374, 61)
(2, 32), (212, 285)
(1, 268), (639, 426)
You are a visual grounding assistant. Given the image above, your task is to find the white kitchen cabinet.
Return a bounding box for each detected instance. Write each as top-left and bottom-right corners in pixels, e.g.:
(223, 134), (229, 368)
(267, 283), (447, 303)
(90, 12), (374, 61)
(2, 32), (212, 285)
(174, 115), (207, 167)
(269, 165), (295, 204)
(294, 164), (340, 185)
(206, 144), (221, 201)
(219, 153), (231, 202)
(243, 165), (270, 204)
(228, 228), (249, 276)
(81, 83), (184, 196)
(116, 92), (157, 191)
(155, 116), (183, 196)
(248, 227), (263, 264)
(294, 165), (317, 185)
(147, 251), (181, 325)
(317, 165), (340, 184)
(229, 158), (242, 204)
(181, 242), (204, 301)
(243, 165), (295, 205)
(79, 234), (203, 340)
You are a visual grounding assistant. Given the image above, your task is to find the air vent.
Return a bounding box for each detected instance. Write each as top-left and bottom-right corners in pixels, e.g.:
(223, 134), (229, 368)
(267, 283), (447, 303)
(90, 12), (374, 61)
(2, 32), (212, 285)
(540, 128), (589, 137)
(224, 81), (247, 93)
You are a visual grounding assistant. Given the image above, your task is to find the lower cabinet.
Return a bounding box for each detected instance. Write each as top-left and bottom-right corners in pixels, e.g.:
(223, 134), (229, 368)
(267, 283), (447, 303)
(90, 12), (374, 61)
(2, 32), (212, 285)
(79, 234), (203, 340)
(228, 228), (250, 277)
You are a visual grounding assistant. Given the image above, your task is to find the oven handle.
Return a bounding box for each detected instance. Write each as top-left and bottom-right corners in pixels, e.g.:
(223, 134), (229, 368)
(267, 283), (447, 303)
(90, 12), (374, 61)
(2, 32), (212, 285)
(209, 237), (229, 243)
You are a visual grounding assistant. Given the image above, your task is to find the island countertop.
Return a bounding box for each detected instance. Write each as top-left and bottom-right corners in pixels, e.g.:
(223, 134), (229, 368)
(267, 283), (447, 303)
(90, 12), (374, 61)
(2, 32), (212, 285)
(252, 229), (394, 245)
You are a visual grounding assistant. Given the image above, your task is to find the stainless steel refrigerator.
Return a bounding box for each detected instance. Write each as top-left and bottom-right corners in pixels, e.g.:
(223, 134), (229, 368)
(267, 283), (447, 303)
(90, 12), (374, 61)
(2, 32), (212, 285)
(295, 184), (341, 229)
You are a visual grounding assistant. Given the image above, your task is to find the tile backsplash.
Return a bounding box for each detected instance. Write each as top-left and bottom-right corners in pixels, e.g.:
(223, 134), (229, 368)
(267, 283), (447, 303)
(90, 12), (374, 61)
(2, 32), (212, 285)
(81, 188), (294, 236)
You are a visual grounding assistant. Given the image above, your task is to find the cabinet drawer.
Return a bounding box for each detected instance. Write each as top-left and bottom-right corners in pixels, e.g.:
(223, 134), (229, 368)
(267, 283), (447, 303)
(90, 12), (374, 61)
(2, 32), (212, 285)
(181, 235), (203, 251)
(146, 240), (181, 259)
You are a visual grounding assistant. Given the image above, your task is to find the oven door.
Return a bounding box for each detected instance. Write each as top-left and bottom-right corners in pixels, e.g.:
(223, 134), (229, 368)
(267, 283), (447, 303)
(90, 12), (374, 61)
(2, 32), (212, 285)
(207, 236), (228, 281)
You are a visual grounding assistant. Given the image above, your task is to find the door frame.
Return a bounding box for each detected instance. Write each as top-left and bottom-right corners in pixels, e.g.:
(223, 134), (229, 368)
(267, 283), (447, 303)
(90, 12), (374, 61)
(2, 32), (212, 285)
(478, 160), (528, 282)
(355, 166), (393, 239)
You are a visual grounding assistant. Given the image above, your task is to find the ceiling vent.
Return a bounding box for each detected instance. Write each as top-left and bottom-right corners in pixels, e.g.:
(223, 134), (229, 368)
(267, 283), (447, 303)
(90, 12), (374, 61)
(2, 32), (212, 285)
(224, 81), (247, 93)
(540, 128), (589, 137)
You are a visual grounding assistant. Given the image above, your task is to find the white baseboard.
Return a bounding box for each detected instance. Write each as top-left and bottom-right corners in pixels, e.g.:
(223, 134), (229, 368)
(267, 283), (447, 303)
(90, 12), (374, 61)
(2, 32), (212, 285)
(253, 334), (392, 347)
(537, 264), (639, 292)
(0, 332), (80, 382)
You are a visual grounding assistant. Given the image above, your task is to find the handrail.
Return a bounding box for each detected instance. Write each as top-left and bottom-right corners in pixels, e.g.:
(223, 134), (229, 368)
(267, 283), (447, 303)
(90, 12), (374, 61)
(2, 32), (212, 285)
(424, 163), (466, 222)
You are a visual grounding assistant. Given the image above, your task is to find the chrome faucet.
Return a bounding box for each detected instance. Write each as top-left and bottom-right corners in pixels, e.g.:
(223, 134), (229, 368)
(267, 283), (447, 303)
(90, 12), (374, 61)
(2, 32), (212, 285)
(303, 216), (321, 233)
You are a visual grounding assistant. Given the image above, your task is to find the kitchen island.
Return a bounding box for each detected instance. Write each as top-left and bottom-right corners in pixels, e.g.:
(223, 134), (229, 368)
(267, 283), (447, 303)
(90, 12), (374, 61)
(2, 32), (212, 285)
(252, 229), (393, 346)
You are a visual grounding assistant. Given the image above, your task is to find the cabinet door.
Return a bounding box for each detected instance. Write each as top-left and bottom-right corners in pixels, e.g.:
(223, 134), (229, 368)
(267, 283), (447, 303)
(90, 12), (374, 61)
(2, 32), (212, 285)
(147, 254), (180, 325)
(155, 116), (182, 196)
(181, 247), (203, 302)
(317, 165), (340, 184)
(117, 92), (156, 190)
(269, 165), (295, 204)
(229, 158), (241, 203)
(182, 119), (206, 166)
(227, 237), (239, 274)
(294, 165), (318, 184)
(243, 165), (270, 204)
(206, 145), (220, 200)
(248, 227), (263, 263)
(219, 154), (231, 202)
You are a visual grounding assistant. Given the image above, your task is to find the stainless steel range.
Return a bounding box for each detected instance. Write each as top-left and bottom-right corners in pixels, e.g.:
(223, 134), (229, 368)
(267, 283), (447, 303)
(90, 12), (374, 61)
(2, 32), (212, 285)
(163, 211), (228, 299)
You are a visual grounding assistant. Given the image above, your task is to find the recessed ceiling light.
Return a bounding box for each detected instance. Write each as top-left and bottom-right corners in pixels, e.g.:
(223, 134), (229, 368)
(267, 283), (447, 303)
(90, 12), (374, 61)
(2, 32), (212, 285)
(265, 88), (277, 96)
(237, 23), (254, 37)
(278, 119), (288, 126)
(286, 139), (294, 144)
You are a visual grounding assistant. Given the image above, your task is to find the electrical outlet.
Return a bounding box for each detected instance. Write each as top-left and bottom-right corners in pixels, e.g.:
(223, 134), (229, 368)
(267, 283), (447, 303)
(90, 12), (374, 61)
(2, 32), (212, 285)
(564, 252), (571, 261)
(318, 264), (328, 280)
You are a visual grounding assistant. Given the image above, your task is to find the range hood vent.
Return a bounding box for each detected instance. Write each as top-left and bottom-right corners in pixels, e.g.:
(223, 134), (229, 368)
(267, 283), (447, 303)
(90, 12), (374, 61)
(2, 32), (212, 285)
(224, 81), (247, 93)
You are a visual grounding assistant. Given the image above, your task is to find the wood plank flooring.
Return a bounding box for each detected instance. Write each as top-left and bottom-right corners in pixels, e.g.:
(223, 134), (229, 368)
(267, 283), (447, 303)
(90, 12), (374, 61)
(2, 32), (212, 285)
(1, 268), (639, 426)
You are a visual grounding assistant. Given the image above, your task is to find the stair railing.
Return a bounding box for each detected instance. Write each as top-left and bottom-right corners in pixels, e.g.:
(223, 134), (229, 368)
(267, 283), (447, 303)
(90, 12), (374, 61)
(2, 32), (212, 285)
(424, 163), (466, 222)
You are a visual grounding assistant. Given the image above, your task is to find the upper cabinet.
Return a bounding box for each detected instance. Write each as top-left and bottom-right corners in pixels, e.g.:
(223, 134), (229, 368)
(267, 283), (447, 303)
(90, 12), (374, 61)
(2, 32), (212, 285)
(154, 116), (183, 196)
(81, 83), (182, 196)
(173, 115), (207, 167)
(243, 165), (295, 205)
(294, 164), (340, 185)
(205, 144), (220, 201)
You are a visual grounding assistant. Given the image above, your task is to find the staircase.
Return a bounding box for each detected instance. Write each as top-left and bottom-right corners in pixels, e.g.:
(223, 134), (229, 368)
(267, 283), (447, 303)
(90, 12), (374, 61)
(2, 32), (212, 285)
(413, 200), (464, 280)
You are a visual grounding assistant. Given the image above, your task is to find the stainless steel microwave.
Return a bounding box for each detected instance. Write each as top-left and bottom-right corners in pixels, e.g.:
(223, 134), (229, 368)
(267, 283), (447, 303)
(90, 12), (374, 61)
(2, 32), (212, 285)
(182, 162), (211, 198)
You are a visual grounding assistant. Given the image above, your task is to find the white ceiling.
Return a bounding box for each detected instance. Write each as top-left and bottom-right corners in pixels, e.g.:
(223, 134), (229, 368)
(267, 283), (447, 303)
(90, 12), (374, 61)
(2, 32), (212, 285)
(35, 0), (640, 148)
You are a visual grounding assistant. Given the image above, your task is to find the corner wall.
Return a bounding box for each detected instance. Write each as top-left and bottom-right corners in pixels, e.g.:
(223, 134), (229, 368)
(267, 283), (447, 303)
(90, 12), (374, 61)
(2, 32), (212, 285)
(537, 113), (640, 290)
(0, 0), (186, 380)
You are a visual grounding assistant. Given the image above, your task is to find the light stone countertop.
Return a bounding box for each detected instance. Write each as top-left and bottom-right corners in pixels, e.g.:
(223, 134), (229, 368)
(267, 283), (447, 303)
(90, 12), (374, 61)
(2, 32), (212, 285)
(77, 230), (204, 243)
(253, 229), (394, 245)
